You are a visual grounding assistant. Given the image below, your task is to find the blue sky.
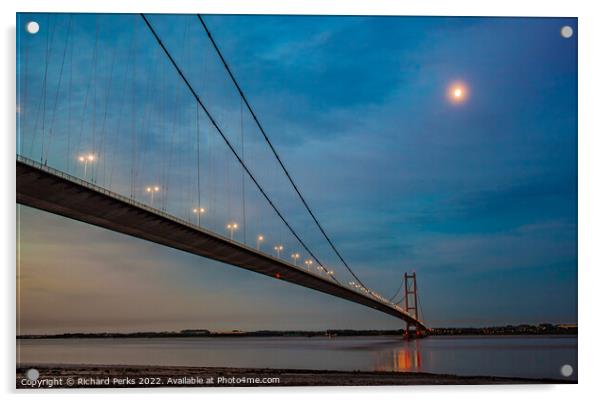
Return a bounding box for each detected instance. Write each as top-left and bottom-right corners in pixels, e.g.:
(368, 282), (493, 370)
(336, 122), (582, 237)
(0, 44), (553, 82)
(17, 14), (577, 333)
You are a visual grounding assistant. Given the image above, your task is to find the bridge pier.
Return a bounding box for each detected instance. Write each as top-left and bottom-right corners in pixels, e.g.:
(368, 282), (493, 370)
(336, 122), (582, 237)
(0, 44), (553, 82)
(402, 328), (428, 340)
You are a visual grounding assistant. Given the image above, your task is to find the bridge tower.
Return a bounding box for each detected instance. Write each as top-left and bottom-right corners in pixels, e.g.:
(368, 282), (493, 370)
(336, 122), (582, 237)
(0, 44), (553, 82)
(404, 272), (420, 337)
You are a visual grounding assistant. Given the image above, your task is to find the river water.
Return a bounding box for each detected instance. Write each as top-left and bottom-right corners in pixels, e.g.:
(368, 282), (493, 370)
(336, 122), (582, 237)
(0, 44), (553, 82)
(17, 335), (577, 380)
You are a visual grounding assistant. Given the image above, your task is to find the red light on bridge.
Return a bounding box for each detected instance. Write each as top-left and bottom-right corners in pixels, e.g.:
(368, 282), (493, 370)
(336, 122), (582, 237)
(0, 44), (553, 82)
(275, 273), (281, 279)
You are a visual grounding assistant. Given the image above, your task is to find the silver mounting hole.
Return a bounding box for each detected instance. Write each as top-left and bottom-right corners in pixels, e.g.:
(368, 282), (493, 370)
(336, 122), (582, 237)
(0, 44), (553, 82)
(560, 364), (573, 377)
(560, 25), (573, 39)
(26, 21), (40, 35)
(26, 368), (40, 381)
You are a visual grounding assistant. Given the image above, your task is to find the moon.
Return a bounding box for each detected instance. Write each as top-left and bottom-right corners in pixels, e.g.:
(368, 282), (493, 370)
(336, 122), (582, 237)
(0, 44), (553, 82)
(448, 81), (469, 104)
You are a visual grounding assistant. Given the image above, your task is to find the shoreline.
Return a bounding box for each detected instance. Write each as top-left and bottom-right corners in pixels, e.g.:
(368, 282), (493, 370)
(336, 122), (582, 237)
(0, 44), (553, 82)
(17, 333), (578, 340)
(16, 364), (575, 388)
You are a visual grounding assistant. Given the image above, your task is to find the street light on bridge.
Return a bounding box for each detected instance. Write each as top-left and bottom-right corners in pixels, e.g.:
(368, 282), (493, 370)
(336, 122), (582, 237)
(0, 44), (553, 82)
(304, 259), (313, 271)
(274, 245), (284, 258)
(226, 222), (238, 240)
(192, 207), (205, 226)
(291, 252), (300, 265)
(317, 265), (332, 276)
(77, 153), (96, 179)
(256, 234), (264, 250)
(145, 185), (160, 207)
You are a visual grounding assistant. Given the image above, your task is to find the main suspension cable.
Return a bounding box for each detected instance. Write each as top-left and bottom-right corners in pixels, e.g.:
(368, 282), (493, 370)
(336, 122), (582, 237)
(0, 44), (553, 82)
(388, 277), (405, 302)
(140, 14), (339, 285)
(196, 15), (368, 290)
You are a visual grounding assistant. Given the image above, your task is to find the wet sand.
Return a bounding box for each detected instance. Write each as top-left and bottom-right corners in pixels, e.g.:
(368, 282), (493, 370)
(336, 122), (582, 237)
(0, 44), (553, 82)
(16, 364), (575, 388)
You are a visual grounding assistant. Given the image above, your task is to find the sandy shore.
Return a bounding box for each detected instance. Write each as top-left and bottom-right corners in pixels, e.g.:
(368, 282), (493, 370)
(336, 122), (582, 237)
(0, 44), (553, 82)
(15, 364), (574, 388)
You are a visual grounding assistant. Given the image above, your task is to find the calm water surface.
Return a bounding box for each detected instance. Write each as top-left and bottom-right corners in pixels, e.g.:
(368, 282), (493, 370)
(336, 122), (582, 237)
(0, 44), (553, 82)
(17, 335), (577, 380)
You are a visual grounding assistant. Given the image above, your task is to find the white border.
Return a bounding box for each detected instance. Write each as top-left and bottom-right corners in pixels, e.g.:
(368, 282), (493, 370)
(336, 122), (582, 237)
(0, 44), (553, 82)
(3, 0), (601, 401)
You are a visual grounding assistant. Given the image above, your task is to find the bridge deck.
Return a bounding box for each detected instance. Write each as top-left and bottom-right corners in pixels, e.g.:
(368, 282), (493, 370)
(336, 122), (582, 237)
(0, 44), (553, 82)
(16, 156), (427, 331)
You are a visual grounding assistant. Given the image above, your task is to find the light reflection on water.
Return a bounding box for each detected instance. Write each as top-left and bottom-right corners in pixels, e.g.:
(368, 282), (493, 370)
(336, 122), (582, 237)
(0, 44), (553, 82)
(17, 335), (577, 380)
(374, 347), (422, 372)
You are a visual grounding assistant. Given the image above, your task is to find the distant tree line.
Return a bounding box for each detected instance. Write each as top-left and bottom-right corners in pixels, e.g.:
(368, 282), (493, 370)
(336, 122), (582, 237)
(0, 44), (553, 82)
(429, 323), (577, 336)
(16, 323), (576, 339)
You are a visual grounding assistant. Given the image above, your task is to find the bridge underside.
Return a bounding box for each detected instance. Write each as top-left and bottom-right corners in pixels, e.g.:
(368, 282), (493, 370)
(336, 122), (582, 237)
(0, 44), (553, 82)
(16, 158), (426, 331)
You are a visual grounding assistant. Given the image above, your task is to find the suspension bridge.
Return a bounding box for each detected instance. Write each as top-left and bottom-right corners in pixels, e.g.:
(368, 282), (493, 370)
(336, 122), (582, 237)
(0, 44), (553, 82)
(16, 13), (427, 333)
